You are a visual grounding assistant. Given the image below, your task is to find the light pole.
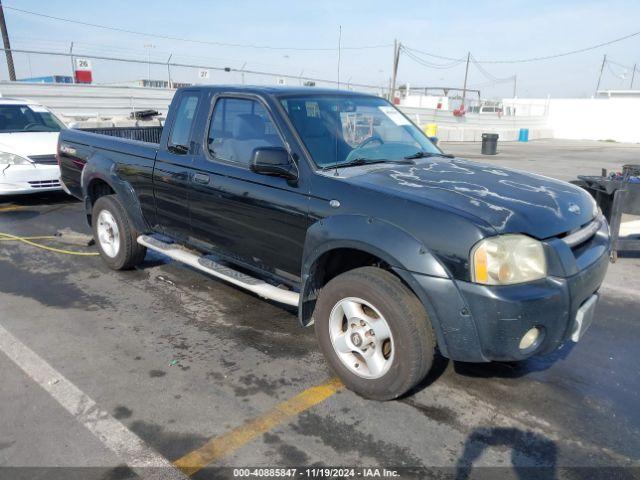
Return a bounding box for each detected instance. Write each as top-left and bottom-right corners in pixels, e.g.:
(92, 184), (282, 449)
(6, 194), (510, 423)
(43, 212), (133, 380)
(144, 43), (155, 85)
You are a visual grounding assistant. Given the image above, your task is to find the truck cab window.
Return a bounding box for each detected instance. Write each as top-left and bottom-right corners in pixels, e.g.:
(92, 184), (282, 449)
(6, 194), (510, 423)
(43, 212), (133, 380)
(168, 94), (199, 154)
(208, 97), (283, 166)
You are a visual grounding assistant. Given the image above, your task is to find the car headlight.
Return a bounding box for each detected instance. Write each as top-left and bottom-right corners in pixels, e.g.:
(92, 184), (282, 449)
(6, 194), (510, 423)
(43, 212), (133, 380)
(0, 151), (32, 165)
(471, 234), (547, 285)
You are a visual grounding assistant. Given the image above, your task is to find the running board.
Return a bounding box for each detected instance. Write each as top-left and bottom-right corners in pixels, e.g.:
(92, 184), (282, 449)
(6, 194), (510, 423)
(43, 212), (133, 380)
(137, 235), (299, 307)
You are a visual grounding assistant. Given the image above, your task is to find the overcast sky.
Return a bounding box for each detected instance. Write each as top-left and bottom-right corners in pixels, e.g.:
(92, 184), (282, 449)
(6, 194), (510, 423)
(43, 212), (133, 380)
(2, 0), (639, 98)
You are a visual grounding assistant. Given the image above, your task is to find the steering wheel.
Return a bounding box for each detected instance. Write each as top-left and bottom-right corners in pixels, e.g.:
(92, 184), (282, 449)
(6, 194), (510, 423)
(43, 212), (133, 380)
(23, 123), (42, 131)
(356, 135), (384, 149)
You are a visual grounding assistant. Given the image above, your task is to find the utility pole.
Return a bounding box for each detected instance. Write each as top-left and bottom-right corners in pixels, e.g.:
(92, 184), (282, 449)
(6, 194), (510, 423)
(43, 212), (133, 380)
(0, 0), (16, 81)
(390, 39), (400, 103)
(512, 75), (517, 98)
(461, 52), (471, 108)
(167, 54), (172, 88)
(595, 54), (607, 96)
(69, 42), (75, 83)
(630, 64), (636, 89)
(144, 43), (155, 85)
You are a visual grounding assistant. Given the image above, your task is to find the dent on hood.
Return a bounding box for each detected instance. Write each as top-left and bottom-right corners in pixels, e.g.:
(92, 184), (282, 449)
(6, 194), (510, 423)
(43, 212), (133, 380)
(388, 160), (584, 231)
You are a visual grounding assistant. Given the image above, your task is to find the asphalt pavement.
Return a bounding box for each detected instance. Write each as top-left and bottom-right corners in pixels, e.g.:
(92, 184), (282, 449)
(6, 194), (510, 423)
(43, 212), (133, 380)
(0, 139), (639, 480)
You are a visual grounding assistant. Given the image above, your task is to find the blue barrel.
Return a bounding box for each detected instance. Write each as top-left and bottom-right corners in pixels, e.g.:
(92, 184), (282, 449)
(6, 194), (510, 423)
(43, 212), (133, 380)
(518, 128), (529, 142)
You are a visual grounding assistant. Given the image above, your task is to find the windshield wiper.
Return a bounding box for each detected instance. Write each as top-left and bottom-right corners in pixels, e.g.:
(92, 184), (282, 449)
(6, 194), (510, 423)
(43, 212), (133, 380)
(404, 151), (455, 160)
(323, 157), (415, 171)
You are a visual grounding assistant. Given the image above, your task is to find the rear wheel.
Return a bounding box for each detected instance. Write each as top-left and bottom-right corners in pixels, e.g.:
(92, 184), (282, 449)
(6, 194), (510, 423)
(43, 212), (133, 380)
(314, 267), (436, 400)
(92, 195), (146, 270)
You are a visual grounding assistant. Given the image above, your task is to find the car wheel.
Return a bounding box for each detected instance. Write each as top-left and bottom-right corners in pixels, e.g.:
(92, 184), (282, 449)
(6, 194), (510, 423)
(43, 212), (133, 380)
(314, 266), (436, 400)
(92, 194), (146, 270)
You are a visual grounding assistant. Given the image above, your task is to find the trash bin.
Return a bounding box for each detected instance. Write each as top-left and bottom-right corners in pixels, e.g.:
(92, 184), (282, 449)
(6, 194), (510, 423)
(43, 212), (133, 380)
(481, 133), (499, 155)
(518, 128), (529, 142)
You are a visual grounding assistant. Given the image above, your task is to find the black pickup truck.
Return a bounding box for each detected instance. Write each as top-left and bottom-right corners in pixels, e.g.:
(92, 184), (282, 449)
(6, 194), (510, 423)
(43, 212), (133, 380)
(58, 86), (610, 400)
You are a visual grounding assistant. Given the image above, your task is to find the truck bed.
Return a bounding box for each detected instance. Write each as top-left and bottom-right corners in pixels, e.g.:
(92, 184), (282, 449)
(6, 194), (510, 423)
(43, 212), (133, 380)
(80, 126), (163, 144)
(58, 127), (160, 199)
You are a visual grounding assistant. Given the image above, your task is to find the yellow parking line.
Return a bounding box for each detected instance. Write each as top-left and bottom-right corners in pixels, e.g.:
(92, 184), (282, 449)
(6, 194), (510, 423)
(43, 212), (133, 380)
(173, 378), (343, 476)
(0, 205), (23, 212)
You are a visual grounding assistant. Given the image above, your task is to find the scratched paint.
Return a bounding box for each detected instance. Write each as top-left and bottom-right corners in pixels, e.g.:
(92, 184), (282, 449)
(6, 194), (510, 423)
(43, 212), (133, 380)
(345, 158), (596, 239)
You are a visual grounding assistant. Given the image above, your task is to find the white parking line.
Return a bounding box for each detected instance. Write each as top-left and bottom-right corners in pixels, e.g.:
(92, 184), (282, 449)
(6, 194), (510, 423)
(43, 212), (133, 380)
(0, 324), (188, 480)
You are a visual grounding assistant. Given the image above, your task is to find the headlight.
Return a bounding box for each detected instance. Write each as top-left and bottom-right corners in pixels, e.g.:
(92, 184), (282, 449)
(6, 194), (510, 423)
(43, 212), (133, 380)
(471, 234), (547, 285)
(0, 151), (32, 165)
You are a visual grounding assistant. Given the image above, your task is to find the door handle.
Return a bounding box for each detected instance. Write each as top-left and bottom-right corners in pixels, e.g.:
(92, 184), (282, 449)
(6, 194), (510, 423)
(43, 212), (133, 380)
(193, 173), (210, 185)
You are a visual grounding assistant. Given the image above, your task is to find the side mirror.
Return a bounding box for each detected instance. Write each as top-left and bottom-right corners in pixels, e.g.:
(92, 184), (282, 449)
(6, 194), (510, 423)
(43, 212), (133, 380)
(250, 147), (298, 181)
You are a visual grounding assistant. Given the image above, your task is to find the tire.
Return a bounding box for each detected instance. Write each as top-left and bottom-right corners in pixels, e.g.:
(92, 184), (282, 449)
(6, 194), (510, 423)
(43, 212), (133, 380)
(313, 266), (436, 401)
(92, 195), (146, 270)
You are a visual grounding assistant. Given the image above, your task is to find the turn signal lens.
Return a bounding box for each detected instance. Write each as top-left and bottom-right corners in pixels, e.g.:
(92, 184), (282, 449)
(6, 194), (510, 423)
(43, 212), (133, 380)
(471, 234), (546, 285)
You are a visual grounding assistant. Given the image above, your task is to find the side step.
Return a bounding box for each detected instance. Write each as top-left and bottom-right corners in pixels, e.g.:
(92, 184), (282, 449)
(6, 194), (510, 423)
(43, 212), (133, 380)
(137, 235), (299, 307)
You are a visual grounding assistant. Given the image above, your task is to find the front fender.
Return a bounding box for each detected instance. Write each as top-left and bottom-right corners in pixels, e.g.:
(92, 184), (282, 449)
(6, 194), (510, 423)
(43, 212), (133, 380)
(302, 215), (449, 280)
(81, 154), (149, 233)
(299, 214), (450, 325)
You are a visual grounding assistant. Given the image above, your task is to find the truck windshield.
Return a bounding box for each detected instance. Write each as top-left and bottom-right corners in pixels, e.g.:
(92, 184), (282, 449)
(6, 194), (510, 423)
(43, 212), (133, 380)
(280, 95), (439, 169)
(0, 104), (66, 133)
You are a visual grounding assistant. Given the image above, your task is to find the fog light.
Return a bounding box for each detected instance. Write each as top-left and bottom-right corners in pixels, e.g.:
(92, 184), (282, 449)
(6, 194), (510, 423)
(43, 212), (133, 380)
(519, 327), (541, 352)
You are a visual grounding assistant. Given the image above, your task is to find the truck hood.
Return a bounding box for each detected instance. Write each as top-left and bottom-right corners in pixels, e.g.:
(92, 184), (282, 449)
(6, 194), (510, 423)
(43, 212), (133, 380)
(0, 132), (60, 157)
(345, 157), (597, 239)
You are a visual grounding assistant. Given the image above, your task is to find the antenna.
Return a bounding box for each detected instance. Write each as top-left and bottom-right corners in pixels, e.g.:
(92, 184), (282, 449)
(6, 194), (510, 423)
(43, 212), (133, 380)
(334, 25), (342, 177)
(337, 25), (342, 89)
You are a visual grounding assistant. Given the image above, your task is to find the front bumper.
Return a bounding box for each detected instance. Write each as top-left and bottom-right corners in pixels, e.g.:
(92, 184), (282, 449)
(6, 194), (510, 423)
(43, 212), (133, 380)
(0, 164), (62, 195)
(407, 219), (611, 362)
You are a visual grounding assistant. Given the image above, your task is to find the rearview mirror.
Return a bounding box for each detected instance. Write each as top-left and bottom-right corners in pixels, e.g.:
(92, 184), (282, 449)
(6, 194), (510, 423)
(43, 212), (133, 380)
(250, 147), (298, 181)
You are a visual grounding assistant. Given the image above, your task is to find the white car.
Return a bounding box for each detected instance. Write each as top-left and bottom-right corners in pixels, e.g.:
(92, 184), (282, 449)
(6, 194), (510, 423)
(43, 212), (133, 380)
(0, 97), (67, 195)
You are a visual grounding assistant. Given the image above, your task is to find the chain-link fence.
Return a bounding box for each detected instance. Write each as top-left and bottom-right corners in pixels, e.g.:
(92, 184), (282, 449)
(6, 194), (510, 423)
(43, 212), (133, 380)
(1, 47), (389, 95)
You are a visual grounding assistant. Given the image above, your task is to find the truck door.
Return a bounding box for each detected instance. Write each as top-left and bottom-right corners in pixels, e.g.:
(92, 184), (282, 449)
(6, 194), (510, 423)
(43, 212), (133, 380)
(188, 94), (308, 281)
(153, 90), (202, 240)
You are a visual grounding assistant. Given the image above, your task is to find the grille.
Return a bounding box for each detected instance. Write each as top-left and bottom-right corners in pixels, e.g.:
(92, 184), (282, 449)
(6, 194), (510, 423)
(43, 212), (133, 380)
(29, 154), (58, 165)
(28, 180), (60, 189)
(561, 216), (602, 249)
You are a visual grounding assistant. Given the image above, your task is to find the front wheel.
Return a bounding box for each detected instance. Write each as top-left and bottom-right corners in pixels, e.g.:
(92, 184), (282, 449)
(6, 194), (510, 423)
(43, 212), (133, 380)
(92, 194), (146, 270)
(314, 267), (436, 400)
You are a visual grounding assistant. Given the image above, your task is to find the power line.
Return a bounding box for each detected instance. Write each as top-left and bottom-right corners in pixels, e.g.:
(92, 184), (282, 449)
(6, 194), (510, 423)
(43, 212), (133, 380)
(3, 5), (392, 52)
(470, 54), (514, 83)
(11, 36), (328, 75)
(403, 28), (640, 64)
(401, 46), (465, 69)
(399, 45), (463, 62)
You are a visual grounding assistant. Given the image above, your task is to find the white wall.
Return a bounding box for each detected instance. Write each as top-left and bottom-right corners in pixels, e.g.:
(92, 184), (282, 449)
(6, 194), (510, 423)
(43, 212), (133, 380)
(399, 105), (551, 142)
(504, 97), (640, 143)
(3, 81), (639, 143)
(548, 98), (640, 143)
(0, 81), (175, 119)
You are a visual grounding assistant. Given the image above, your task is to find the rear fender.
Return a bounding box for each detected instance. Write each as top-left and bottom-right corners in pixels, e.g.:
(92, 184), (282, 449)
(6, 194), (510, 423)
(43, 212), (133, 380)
(81, 154), (149, 233)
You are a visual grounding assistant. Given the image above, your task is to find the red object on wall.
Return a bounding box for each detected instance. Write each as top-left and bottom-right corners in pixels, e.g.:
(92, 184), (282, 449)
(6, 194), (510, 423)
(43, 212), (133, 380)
(453, 105), (466, 117)
(74, 70), (92, 84)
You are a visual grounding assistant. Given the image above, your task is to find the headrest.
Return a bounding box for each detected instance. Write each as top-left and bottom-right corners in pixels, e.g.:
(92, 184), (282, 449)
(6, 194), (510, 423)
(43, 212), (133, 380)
(232, 114), (265, 140)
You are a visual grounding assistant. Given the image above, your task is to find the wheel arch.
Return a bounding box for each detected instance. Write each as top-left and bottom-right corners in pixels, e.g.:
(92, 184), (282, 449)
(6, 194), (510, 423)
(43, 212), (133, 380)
(299, 215), (449, 328)
(81, 154), (149, 233)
